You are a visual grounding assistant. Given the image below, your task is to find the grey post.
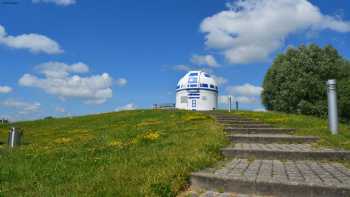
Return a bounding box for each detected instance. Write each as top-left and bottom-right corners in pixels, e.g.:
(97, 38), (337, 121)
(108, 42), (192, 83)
(228, 96), (232, 112)
(8, 127), (22, 148)
(236, 101), (239, 111)
(327, 79), (338, 135)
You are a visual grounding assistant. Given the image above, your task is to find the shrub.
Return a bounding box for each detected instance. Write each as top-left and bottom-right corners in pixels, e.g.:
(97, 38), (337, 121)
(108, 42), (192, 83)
(262, 44), (350, 121)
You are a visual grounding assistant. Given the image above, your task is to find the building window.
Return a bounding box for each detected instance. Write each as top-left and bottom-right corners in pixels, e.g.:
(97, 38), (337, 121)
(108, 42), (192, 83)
(188, 77), (198, 83)
(200, 83), (208, 88)
(210, 84), (215, 88)
(181, 96), (188, 103)
(189, 73), (198, 76)
(204, 74), (211, 78)
(176, 85), (180, 89)
(190, 84), (198, 88)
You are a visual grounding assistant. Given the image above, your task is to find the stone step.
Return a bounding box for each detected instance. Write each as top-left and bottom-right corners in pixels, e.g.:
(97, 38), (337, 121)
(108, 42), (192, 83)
(222, 123), (273, 128)
(224, 127), (295, 134)
(217, 118), (256, 122)
(221, 143), (350, 161)
(218, 120), (265, 124)
(191, 159), (350, 197)
(216, 117), (252, 121)
(192, 190), (273, 197)
(210, 114), (240, 117)
(227, 134), (320, 144)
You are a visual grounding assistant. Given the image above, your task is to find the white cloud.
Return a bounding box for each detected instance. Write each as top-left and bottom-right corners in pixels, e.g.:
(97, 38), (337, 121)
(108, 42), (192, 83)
(220, 83), (263, 106)
(211, 75), (228, 85)
(235, 96), (258, 104)
(173, 64), (192, 72)
(200, 0), (350, 64)
(0, 24), (63, 54)
(219, 95), (258, 104)
(115, 103), (136, 111)
(0, 86), (12, 94)
(191, 54), (219, 67)
(32, 0), (76, 6)
(253, 108), (267, 112)
(116, 78), (128, 87)
(227, 83), (263, 97)
(19, 62), (113, 104)
(2, 100), (40, 114)
(173, 64), (215, 73)
(36, 62), (89, 78)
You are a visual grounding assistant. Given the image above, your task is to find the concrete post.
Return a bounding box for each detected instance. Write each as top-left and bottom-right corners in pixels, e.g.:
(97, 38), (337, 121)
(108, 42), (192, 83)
(327, 79), (338, 135)
(8, 127), (22, 148)
(228, 96), (232, 112)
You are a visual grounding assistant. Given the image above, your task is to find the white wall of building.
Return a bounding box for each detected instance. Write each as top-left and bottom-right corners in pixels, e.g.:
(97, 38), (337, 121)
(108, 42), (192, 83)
(175, 71), (218, 111)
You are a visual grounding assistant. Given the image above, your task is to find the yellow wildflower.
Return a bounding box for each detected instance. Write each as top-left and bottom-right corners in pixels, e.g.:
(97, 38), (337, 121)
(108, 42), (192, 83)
(130, 138), (139, 144)
(109, 140), (123, 147)
(183, 114), (209, 122)
(54, 137), (72, 144)
(143, 131), (160, 141)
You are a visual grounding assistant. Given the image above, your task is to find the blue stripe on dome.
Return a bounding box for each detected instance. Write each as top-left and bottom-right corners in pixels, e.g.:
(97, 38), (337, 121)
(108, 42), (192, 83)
(176, 87), (218, 93)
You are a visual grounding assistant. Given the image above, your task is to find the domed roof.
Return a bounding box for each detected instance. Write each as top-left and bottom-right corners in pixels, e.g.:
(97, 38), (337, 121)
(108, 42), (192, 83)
(176, 71), (218, 91)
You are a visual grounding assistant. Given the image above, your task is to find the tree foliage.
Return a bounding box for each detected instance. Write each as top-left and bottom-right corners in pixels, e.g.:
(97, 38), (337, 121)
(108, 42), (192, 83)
(262, 44), (350, 121)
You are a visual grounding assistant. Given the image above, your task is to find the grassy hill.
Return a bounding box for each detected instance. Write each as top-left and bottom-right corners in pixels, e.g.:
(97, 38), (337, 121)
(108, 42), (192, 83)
(1, 110), (350, 196)
(0, 110), (227, 197)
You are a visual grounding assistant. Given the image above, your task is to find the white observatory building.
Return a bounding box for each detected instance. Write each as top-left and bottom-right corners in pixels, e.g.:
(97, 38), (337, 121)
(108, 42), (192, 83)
(176, 71), (218, 111)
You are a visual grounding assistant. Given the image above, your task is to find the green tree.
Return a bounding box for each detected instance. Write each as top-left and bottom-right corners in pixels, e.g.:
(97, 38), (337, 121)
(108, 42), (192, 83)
(262, 44), (350, 121)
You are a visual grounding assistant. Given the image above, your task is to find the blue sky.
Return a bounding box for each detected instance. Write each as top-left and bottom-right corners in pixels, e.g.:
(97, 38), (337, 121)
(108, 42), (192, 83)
(0, 0), (350, 121)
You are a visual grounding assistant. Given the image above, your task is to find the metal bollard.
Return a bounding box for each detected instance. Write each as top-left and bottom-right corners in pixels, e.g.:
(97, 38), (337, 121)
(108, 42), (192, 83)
(327, 79), (338, 135)
(8, 127), (22, 148)
(228, 96), (232, 112)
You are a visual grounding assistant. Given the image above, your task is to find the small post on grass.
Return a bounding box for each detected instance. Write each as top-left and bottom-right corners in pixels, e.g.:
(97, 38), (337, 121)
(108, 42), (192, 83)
(327, 79), (338, 135)
(228, 96), (232, 112)
(236, 101), (239, 111)
(8, 127), (22, 148)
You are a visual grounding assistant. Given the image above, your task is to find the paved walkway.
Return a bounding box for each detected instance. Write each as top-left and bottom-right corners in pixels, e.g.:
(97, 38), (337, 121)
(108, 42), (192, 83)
(212, 159), (350, 186)
(188, 113), (350, 197)
(198, 191), (274, 197)
(227, 134), (319, 143)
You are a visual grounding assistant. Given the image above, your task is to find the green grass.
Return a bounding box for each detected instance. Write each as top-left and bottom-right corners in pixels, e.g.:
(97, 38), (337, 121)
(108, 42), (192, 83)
(222, 111), (350, 150)
(0, 110), (227, 197)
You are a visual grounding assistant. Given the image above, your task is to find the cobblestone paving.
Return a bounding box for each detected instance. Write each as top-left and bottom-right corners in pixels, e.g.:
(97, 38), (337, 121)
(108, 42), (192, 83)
(230, 134), (299, 138)
(224, 128), (296, 135)
(183, 190), (274, 197)
(190, 113), (350, 196)
(225, 128), (294, 131)
(233, 143), (336, 152)
(213, 159), (350, 188)
(222, 124), (273, 128)
(218, 120), (261, 123)
(198, 191), (274, 197)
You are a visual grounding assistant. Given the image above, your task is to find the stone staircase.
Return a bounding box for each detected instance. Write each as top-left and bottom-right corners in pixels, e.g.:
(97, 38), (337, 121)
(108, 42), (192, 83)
(190, 113), (350, 197)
